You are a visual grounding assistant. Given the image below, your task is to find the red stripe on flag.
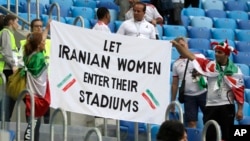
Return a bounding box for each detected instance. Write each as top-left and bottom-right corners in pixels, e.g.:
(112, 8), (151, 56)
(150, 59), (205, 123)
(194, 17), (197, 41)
(142, 93), (156, 109)
(62, 78), (76, 92)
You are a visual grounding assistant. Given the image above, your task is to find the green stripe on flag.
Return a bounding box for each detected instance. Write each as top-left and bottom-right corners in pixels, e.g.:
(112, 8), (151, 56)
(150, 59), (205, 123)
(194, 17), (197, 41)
(146, 89), (160, 106)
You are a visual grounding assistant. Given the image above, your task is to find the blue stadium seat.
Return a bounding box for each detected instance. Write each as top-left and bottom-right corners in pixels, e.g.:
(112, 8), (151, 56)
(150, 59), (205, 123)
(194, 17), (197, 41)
(18, 13), (39, 29)
(151, 124), (160, 141)
(45, 3), (72, 17)
(182, 7), (205, 17)
(120, 120), (147, 141)
(171, 48), (180, 60)
(244, 89), (250, 103)
(97, 1), (120, 12)
(213, 18), (237, 29)
(20, 2), (46, 14)
(181, 15), (190, 27)
(64, 16), (91, 28)
(156, 24), (163, 40)
(114, 20), (123, 33)
(188, 38), (211, 51)
(73, 0), (97, 9)
(186, 128), (202, 141)
(226, 10), (249, 21)
(163, 25), (187, 38)
(233, 51), (250, 66)
(235, 29), (250, 42)
(108, 8), (118, 22)
(197, 112), (204, 129)
(190, 16), (213, 28)
(205, 9), (227, 19)
(238, 116), (250, 125)
(244, 76), (250, 89)
(187, 26), (211, 39)
(211, 28), (235, 41)
(235, 63), (250, 76)
(40, 14), (66, 26)
(237, 19), (250, 30)
(202, 0), (224, 10)
(224, 0), (248, 11)
(235, 41), (250, 52)
(71, 6), (95, 20)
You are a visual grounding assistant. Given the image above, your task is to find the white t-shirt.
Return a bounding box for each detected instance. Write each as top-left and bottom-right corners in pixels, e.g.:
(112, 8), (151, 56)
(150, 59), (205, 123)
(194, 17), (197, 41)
(92, 21), (111, 33)
(116, 18), (156, 39)
(172, 54), (207, 96)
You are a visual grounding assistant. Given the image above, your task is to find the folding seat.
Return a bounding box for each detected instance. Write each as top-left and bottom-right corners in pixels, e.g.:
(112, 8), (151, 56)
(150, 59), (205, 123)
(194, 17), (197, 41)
(163, 25), (187, 38)
(235, 63), (250, 76)
(71, 6), (95, 20)
(237, 19), (250, 30)
(188, 38), (211, 51)
(197, 112), (204, 129)
(186, 128), (202, 141)
(205, 9), (227, 19)
(114, 20), (123, 33)
(18, 13), (39, 29)
(50, 0), (73, 6)
(235, 41), (250, 52)
(213, 18), (237, 29)
(171, 48), (180, 60)
(187, 26), (211, 39)
(20, 2), (46, 15)
(151, 124), (160, 141)
(202, 0), (224, 10)
(244, 76), (250, 89)
(190, 16), (213, 28)
(182, 7), (205, 17)
(233, 51), (250, 66)
(40, 14), (66, 26)
(226, 10), (248, 21)
(245, 89), (250, 103)
(73, 0), (97, 9)
(108, 9), (118, 22)
(211, 28), (235, 41)
(235, 29), (250, 42)
(64, 16), (91, 29)
(181, 15), (190, 27)
(96, 1), (120, 12)
(224, 0), (248, 11)
(45, 4), (72, 17)
(120, 120), (147, 141)
(156, 24), (163, 40)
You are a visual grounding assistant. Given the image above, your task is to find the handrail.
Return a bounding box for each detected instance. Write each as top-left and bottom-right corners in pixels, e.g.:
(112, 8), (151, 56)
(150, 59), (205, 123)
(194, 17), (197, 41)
(202, 120), (222, 141)
(16, 89), (34, 141)
(84, 127), (103, 141)
(103, 118), (107, 136)
(36, 0), (40, 19)
(27, 0), (31, 23)
(116, 120), (120, 141)
(15, 0), (19, 15)
(134, 123), (139, 141)
(146, 124), (151, 141)
(165, 101), (184, 123)
(48, 3), (60, 21)
(50, 107), (67, 141)
(73, 16), (85, 27)
(0, 72), (6, 130)
(0, 5), (30, 30)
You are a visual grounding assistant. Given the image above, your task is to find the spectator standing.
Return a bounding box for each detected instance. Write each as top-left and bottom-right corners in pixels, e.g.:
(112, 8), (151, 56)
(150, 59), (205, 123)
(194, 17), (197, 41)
(125, 0), (163, 39)
(115, 0), (130, 21)
(0, 14), (19, 122)
(171, 37), (207, 128)
(117, 1), (156, 39)
(171, 39), (244, 141)
(92, 7), (111, 33)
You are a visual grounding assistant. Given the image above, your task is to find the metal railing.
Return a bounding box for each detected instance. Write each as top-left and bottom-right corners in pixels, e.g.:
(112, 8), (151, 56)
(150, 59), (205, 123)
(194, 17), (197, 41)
(50, 107), (68, 141)
(165, 101), (184, 123)
(0, 72), (6, 130)
(48, 2), (60, 21)
(16, 89), (34, 141)
(202, 120), (222, 141)
(73, 16), (85, 27)
(84, 127), (103, 141)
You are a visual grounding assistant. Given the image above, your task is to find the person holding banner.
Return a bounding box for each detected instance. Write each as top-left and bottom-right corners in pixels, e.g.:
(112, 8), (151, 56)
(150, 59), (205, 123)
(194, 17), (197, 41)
(116, 1), (156, 39)
(92, 7), (111, 33)
(171, 39), (244, 141)
(22, 32), (51, 141)
(171, 37), (207, 128)
(125, 0), (163, 39)
(157, 120), (188, 141)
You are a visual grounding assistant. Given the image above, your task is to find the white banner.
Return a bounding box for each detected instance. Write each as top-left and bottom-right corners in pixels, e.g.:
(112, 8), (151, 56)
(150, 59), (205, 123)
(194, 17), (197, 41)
(49, 21), (172, 124)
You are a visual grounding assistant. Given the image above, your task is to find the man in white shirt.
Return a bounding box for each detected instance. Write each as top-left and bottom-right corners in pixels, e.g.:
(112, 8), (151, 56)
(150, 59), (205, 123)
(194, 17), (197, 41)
(117, 2), (156, 39)
(92, 7), (111, 33)
(125, 0), (163, 39)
